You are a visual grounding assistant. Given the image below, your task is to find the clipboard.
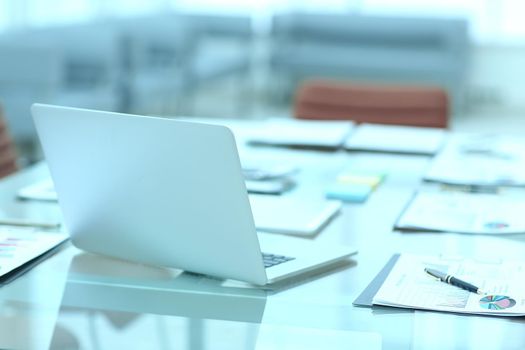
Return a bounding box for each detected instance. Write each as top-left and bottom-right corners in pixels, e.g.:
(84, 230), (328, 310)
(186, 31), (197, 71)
(353, 254), (400, 307)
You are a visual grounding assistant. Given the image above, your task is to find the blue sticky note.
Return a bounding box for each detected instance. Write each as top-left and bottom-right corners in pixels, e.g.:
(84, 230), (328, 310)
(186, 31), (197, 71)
(325, 183), (372, 203)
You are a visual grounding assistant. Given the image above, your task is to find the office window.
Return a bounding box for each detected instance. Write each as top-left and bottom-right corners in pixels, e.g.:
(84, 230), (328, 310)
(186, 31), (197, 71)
(0, 1), (7, 31)
(360, 0), (495, 42)
(25, 0), (96, 26)
(0, 0), (524, 43)
(97, 0), (169, 17)
(500, 0), (525, 40)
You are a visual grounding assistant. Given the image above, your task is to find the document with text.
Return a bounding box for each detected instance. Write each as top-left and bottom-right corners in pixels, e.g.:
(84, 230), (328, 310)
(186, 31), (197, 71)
(395, 190), (525, 235)
(425, 135), (525, 186)
(373, 254), (525, 316)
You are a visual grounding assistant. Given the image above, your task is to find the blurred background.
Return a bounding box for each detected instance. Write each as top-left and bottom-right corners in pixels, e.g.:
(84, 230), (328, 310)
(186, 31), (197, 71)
(0, 0), (524, 164)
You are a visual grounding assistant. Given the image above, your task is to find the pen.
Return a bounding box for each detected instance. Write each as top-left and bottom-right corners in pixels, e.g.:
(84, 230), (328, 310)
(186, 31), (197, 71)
(0, 218), (61, 229)
(424, 268), (486, 295)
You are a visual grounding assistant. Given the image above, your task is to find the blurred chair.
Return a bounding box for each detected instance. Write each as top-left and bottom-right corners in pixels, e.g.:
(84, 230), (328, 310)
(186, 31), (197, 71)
(0, 104), (18, 179)
(271, 13), (468, 112)
(294, 80), (449, 128)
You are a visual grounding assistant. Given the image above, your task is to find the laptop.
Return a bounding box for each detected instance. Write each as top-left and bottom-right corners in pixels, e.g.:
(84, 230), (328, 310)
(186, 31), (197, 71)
(31, 104), (357, 285)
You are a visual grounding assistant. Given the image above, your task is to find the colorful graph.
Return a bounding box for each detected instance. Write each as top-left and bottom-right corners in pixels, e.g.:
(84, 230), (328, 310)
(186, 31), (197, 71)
(484, 221), (509, 230)
(479, 295), (516, 310)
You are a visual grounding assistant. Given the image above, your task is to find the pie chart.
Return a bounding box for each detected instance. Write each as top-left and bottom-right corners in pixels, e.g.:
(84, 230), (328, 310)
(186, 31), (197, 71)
(479, 295), (516, 310)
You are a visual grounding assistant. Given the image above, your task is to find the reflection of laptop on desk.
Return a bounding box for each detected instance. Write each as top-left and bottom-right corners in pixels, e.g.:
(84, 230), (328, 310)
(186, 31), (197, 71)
(62, 252), (268, 323)
(32, 104), (356, 285)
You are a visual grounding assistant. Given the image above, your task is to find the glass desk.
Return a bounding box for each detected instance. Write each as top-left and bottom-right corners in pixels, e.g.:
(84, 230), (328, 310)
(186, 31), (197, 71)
(1, 122), (525, 349)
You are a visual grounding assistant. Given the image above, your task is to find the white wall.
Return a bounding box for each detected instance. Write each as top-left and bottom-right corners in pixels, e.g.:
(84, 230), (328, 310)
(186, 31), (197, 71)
(466, 44), (525, 113)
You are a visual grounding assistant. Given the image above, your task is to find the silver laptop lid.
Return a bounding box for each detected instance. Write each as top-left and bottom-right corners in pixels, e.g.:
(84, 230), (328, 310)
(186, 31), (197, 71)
(32, 104), (268, 285)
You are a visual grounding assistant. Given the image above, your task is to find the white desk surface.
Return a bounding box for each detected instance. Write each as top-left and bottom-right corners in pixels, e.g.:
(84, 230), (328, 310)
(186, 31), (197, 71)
(1, 119), (525, 349)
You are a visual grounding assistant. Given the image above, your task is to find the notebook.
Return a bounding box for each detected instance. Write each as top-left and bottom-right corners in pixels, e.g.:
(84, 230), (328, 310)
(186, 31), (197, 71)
(249, 195), (342, 236)
(248, 118), (354, 149)
(344, 123), (447, 155)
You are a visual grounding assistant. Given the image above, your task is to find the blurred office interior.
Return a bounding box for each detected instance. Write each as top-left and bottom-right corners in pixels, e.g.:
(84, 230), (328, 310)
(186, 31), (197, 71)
(0, 0), (524, 163)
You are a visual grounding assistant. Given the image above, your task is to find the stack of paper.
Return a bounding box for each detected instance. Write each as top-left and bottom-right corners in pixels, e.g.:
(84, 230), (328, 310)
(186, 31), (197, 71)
(395, 190), (525, 234)
(425, 135), (525, 186)
(248, 118), (354, 149)
(0, 228), (68, 284)
(345, 124), (448, 155)
(369, 254), (525, 317)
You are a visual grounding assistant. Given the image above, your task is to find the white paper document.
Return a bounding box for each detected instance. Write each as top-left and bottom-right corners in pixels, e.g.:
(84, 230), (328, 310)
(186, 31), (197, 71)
(18, 179), (57, 201)
(373, 254), (525, 316)
(0, 228), (68, 279)
(396, 190), (525, 234)
(249, 195), (342, 236)
(344, 123), (447, 155)
(425, 135), (525, 186)
(248, 118), (354, 148)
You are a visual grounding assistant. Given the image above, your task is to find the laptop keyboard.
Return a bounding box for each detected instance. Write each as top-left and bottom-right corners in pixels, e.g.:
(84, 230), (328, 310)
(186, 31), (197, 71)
(262, 253), (295, 268)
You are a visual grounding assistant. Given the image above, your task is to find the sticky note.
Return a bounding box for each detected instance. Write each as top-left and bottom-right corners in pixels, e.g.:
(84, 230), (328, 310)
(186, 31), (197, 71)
(325, 183), (372, 203)
(336, 171), (386, 190)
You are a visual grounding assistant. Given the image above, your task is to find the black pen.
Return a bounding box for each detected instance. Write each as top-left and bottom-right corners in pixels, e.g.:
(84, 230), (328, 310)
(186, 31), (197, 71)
(424, 268), (486, 295)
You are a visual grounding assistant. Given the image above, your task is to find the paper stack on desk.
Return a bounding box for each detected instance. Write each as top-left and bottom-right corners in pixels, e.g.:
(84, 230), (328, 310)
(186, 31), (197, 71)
(0, 228), (68, 284)
(248, 118), (354, 149)
(425, 135), (525, 187)
(368, 254), (525, 317)
(344, 124), (447, 155)
(395, 190), (525, 235)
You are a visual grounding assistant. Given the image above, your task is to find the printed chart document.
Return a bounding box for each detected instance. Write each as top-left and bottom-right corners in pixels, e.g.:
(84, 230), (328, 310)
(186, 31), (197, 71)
(395, 191), (525, 234)
(373, 254), (525, 316)
(248, 118), (354, 149)
(0, 228), (68, 283)
(344, 123), (447, 155)
(425, 135), (525, 186)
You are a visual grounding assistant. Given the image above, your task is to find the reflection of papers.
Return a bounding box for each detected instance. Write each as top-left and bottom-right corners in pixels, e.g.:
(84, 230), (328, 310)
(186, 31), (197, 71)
(373, 254), (525, 316)
(255, 325), (381, 350)
(63, 252), (268, 323)
(345, 123), (447, 155)
(395, 191), (525, 234)
(425, 135), (525, 186)
(248, 118), (354, 148)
